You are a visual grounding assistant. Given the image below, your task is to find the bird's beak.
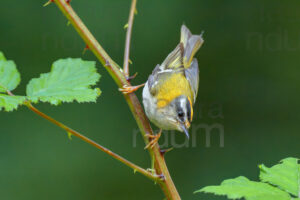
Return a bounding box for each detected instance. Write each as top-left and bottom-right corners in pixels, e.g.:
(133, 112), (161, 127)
(180, 122), (190, 139)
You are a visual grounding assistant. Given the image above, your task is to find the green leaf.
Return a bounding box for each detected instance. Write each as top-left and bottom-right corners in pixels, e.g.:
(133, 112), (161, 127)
(0, 51), (6, 61)
(259, 157), (300, 197)
(26, 58), (101, 105)
(0, 94), (26, 112)
(0, 51), (24, 112)
(197, 176), (291, 200)
(0, 55), (21, 93)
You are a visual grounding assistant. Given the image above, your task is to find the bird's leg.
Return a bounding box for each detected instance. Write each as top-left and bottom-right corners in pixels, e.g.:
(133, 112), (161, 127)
(147, 154), (156, 174)
(144, 129), (162, 149)
(119, 83), (145, 94)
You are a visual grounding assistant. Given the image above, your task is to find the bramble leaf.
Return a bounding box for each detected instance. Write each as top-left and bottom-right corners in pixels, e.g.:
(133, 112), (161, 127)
(197, 176), (291, 200)
(259, 157), (300, 197)
(0, 52), (6, 61)
(0, 94), (26, 112)
(0, 51), (25, 112)
(26, 58), (101, 105)
(0, 52), (21, 93)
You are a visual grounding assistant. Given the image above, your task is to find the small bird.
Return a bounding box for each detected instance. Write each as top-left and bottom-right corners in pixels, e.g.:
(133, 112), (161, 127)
(120, 25), (203, 148)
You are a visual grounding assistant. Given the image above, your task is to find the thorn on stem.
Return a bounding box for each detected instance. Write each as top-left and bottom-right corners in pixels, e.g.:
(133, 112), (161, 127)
(124, 23), (129, 29)
(134, 8), (138, 15)
(157, 173), (165, 181)
(160, 147), (174, 156)
(82, 44), (89, 55)
(128, 59), (133, 64)
(66, 0), (71, 4)
(105, 59), (110, 67)
(43, 0), (54, 7)
(67, 21), (71, 26)
(126, 72), (138, 82)
(67, 132), (73, 140)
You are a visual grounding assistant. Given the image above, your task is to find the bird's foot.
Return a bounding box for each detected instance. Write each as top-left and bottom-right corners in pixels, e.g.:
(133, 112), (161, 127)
(146, 168), (165, 181)
(144, 129), (162, 149)
(118, 83), (145, 94)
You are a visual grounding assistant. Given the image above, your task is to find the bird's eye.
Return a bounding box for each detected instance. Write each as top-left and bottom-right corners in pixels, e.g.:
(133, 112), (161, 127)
(178, 111), (184, 118)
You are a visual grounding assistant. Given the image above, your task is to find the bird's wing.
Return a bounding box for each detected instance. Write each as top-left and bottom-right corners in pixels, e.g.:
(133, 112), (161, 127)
(148, 25), (202, 99)
(181, 25), (204, 68)
(160, 43), (184, 70)
(147, 64), (177, 96)
(147, 64), (160, 95)
(184, 58), (199, 103)
(148, 42), (184, 95)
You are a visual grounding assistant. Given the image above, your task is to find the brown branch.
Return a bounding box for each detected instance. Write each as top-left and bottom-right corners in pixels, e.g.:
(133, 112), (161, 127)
(123, 0), (137, 78)
(25, 102), (160, 182)
(4, 87), (159, 182)
(52, 0), (181, 199)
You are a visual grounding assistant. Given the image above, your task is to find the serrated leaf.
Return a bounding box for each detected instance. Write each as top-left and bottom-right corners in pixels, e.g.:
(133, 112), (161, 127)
(197, 176), (291, 200)
(0, 94), (25, 112)
(0, 56), (21, 93)
(259, 157), (300, 197)
(26, 58), (101, 105)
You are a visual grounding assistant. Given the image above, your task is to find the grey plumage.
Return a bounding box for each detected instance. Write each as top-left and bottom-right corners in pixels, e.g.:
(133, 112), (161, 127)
(142, 24), (203, 135)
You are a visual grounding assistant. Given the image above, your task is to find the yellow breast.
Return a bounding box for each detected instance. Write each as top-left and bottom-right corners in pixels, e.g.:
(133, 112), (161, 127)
(156, 73), (193, 108)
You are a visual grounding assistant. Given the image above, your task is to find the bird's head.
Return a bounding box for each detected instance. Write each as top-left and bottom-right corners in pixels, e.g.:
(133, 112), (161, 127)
(160, 95), (193, 138)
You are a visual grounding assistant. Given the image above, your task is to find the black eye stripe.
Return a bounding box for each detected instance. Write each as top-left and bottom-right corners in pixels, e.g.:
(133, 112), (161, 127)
(178, 111), (184, 117)
(186, 99), (192, 122)
(174, 96), (191, 122)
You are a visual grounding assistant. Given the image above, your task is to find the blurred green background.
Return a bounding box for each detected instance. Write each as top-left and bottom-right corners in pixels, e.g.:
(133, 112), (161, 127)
(1, 0), (300, 199)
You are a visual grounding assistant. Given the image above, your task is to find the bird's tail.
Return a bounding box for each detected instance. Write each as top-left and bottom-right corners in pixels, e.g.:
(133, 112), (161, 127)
(180, 25), (204, 67)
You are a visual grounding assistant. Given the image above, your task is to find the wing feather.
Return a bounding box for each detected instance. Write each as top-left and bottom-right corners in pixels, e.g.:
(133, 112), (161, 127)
(184, 58), (199, 102)
(161, 44), (184, 70)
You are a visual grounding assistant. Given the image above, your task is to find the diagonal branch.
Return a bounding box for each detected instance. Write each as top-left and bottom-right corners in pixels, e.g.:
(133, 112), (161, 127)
(26, 102), (160, 182)
(123, 0), (137, 78)
(53, 0), (126, 88)
(3, 88), (159, 182)
(52, 1), (181, 199)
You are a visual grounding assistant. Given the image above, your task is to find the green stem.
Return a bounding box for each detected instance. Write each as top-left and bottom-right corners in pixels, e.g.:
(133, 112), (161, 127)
(123, 0), (137, 78)
(52, 0), (181, 199)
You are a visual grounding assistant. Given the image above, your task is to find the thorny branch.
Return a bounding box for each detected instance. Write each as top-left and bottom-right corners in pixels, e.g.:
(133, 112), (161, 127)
(123, 0), (137, 78)
(50, 0), (181, 199)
